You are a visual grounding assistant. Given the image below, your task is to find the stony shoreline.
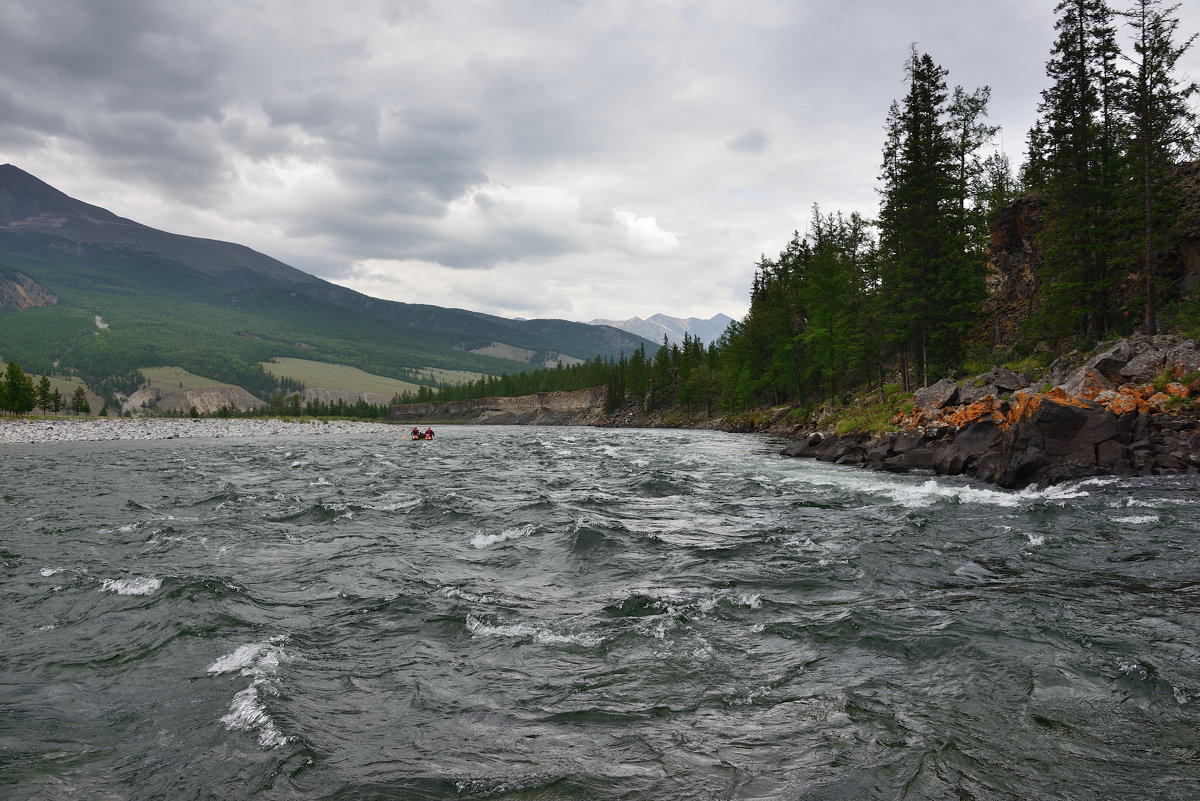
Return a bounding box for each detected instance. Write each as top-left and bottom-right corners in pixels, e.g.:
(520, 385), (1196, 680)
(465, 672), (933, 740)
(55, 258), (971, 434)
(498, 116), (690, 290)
(779, 335), (1200, 488)
(0, 417), (400, 445)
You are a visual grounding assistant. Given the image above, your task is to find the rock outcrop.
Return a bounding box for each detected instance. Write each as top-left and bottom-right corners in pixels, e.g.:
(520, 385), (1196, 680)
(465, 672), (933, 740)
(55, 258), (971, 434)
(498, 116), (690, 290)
(982, 161), (1200, 350)
(124, 385), (267, 415)
(782, 335), (1200, 488)
(289, 388), (395, 408)
(390, 386), (606, 426)
(0, 272), (58, 310)
(983, 194), (1043, 351)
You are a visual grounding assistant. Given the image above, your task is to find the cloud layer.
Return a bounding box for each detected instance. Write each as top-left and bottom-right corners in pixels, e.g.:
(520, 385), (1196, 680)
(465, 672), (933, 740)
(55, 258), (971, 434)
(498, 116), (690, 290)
(3, 0), (1197, 321)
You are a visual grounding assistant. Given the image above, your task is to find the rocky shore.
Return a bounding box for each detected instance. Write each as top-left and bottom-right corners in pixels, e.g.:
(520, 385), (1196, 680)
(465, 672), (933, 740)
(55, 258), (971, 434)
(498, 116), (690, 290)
(0, 417), (397, 445)
(780, 335), (1200, 488)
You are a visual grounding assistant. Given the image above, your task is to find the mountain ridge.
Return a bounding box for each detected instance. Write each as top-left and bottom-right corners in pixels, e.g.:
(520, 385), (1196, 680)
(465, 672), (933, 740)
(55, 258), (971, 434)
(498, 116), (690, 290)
(588, 312), (733, 346)
(0, 165), (657, 402)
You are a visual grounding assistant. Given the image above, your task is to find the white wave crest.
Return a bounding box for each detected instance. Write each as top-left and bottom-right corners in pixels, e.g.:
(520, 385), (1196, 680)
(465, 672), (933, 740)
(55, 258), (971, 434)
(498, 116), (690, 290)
(440, 586), (497, 604)
(221, 684), (288, 748)
(1026, 533), (1046, 546)
(208, 643), (266, 675)
(1112, 515), (1159, 524)
(786, 461), (1104, 509)
(737, 593), (763, 609)
(466, 615), (602, 647)
(100, 577), (161, 596)
(471, 524), (536, 549)
(208, 636), (289, 748)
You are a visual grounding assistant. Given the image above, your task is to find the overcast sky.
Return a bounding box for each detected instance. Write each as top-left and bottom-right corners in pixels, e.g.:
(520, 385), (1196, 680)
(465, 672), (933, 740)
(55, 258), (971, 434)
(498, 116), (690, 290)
(2, 1), (1198, 323)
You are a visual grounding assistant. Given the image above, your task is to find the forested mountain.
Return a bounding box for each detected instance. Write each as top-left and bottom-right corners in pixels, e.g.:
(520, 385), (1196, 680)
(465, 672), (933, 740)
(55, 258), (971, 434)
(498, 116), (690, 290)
(0, 165), (655, 405)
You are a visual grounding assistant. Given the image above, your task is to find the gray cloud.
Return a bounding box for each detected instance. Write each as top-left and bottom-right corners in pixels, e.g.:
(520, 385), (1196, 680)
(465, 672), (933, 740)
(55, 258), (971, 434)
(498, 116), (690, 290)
(1, 0), (1198, 322)
(727, 130), (771, 154)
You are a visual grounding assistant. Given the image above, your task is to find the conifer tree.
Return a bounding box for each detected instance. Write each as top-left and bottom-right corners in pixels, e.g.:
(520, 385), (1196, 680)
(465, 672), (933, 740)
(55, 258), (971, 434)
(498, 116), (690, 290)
(35, 376), (52, 414)
(1117, 0), (1198, 333)
(1034, 0), (1125, 340)
(877, 47), (986, 387)
(1, 362), (36, 415)
(71, 385), (91, 415)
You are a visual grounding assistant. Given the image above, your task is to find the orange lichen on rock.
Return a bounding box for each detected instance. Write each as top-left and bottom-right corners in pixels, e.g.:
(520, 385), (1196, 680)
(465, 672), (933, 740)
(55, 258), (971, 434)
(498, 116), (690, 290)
(1072, 367), (1115, 399)
(1147, 392), (1172, 410)
(1043, 387), (1095, 407)
(943, 396), (1007, 428)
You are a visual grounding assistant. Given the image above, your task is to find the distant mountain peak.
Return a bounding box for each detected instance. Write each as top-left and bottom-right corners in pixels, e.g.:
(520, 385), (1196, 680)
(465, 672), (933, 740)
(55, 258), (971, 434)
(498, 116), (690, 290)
(588, 312), (733, 346)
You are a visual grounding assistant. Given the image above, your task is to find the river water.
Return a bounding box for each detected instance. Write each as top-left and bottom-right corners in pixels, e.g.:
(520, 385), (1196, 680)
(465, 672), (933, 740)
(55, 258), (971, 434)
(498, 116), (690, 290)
(2, 425), (1198, 800)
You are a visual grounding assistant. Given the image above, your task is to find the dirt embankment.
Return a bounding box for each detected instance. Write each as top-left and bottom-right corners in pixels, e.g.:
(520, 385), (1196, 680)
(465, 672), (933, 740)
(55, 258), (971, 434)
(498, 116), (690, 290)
(390, 386), (607, 425)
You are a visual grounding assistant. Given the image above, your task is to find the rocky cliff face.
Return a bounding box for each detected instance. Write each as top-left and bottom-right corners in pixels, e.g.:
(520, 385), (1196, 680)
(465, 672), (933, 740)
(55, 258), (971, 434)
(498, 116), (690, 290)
(290, 388), (395, 408)
(983, 195), (1043, 351)
(390, 386), (607, 426)
(983, 160), (1200, 347)
(0, 273), (58, 310)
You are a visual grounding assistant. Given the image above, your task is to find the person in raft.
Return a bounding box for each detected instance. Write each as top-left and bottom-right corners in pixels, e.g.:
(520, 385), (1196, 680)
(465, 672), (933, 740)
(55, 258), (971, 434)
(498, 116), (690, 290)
(410, 427), (421, 439)
(424, 427), (434, 439)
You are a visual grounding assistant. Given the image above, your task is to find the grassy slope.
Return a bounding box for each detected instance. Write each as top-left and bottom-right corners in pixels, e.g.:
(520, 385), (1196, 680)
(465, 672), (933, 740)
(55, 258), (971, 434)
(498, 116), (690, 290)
(140, 366), (240, 390)
(261, 358), (422, 396)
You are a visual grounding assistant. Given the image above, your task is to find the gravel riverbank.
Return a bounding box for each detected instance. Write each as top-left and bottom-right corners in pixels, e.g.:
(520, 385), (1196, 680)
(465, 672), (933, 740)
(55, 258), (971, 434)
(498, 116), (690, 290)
(0, 418), (400, 445)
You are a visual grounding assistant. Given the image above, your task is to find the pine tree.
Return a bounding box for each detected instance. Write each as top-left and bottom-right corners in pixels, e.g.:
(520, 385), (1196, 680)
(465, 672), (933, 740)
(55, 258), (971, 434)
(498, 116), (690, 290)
(35, 376), (52, 414)
(1034, 0), (1125, 340)
(877, 47), (986, 386)
(71, 385), (91, 415)
(1117, 0), (1198, 333)
(2, 362), (36, 415)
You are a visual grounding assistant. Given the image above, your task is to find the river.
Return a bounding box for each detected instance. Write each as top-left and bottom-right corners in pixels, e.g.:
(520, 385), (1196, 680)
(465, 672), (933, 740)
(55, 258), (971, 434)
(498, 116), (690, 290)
(2, 424), (1198, 800)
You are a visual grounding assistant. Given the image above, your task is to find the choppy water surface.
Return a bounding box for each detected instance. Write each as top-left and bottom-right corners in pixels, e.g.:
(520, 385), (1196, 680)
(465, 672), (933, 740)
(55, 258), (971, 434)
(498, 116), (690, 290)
(2, 425), (1199, 800)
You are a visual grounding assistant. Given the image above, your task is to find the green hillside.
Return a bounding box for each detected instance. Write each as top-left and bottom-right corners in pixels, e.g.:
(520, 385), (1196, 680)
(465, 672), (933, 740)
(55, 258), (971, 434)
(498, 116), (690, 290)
(0, 236), (653, 405)
(0, 165), (657, 408)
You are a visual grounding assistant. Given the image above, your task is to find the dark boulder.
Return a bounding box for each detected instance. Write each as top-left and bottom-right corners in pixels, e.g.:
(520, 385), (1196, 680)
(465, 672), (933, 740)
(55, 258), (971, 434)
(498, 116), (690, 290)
(992, 397), (1119, 487)
(913, 378), (959, 411)
(932, 419), (1002, 476)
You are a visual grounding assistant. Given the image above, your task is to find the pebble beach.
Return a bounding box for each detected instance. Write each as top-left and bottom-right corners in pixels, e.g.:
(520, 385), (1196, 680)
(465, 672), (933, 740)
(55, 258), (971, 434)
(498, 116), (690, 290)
(0, 417), (399, 445)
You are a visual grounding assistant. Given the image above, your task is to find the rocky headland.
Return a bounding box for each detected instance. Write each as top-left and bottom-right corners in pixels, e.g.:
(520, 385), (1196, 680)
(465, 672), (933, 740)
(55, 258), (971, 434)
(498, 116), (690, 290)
(779, 335), (1200, 488)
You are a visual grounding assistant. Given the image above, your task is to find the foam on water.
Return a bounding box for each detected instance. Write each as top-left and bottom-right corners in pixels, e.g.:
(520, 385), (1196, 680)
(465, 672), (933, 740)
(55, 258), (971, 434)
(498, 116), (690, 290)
(207, 642), (272, 675)
(207, 637), (289, 748)
(1113, 514), (1160, 524)
(781, 461), (1094, 508)
(471, 523), (536, 548)
(221, 685), (288, 748)
(440, 586), (497, 604)
(99, 577), (161, 596)
(466, 615), (602, 647)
